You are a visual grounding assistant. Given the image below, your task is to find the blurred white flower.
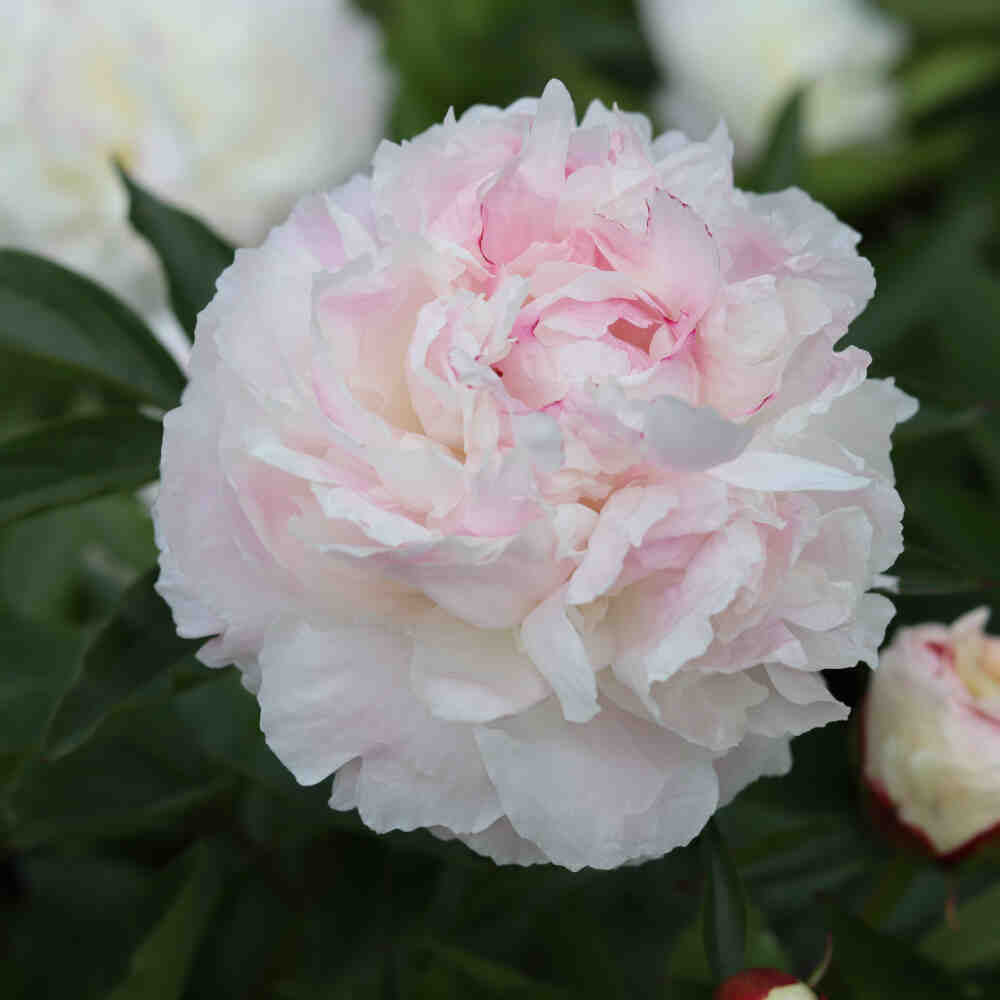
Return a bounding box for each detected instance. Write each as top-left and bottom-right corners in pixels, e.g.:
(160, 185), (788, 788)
(638, 0), (908, 162)
(0, 0), (390, 345)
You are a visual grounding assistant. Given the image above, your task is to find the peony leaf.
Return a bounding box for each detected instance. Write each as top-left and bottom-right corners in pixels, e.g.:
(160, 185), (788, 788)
(406, 940), (569, 999)
(0, 602), (80, 803)
(890, 545), (990, 596)
(668, 904), (790, 986)
(827, 908), (958, 998)
(0, 250), (185, 409)
(892, 403), (985, 443)
(0, 494), (157, 633)
(45, 569), (200, 760)
(0, 413), (162, 527)
(106, 840), (228, 1000)
(663, 986), (713, 1000)
(903, 480), (1000, 581)
(934, 264), (1000, 405)
(919, 883), (1000, 971)
(746, 90), (804, 193)
(5, 698), (231, 851)
(846, 199), (990, 358)
(700, 819), (748, 983)
(901, 43), (1000, 119)
(879, 0), (1000, 32)
(2, 854), (160, 997)
(117, 166), (234, 339)
(803, 127), (972, 215)
(173, 670), (300, 792)
(970, 411), (1000, 498)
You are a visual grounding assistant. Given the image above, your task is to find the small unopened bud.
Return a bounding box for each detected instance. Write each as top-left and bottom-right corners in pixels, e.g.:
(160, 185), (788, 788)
(863, 609), (1000, 862)
(715, 968), (821, 1000)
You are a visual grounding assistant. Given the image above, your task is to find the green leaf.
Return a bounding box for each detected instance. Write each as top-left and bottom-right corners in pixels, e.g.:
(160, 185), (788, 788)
(934, 264), (1000, 405)
(0, 493), (156, 630)
(827, 908), (958, 999)
(859, 853), (919, 930)
(0, 602), (80, 799)
(668, 906), (790, 986)
(118, 166), (234, 338)
(903, 480), (1000, 581)
(662, 986), (713, 1000)
(181, 868), (301, 1000)
(879, 0), (1000, 33)
(893, 403), (985, 443)
(700, 819), (748, 983)
(902, 43), (1000, 119)
(107, 840), (228, 1000)
(0, 250), (185, 409)
(846, 199), (990, 358)
(0, 412), (162, 526)
(5, 699), (231, 850)
(1, 854), (160, 998)
(747, 90), (804, 192)
(803, 127), (973, 215)
(890, 545), (990, 596)
(406, 941), (568, 999)
(920, 882), (1000, 971)
(45, 569), (201, 759)
(970, 412), (1000, 500)
(173, 670), (296, 791)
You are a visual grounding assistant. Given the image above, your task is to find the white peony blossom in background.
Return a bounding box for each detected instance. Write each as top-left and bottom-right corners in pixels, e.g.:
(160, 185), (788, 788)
(638, 0), (908, 162)
(0, 0), (390, 350)
(155, 81), (913, 870)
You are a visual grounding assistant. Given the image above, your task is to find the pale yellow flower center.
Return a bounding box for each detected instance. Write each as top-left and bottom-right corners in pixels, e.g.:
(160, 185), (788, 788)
(954, 634), (1000, 705)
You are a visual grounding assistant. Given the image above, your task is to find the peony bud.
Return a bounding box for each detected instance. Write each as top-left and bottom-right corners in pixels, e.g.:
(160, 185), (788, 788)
(715, 969), (822, 1000)
(637, 0), (907, 162)
(863, 609), (1000, 861)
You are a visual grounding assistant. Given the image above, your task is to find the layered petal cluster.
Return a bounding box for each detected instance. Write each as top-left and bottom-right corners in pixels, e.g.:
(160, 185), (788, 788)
(638, 0), (907, 161)
(156, 81), (913, 870)
(864, 610), (1000, 860)
(1, 0), (389, 349)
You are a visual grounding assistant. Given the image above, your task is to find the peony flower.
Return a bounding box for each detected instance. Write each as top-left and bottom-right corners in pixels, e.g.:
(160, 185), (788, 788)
(0, 0), (390, 351)
(716, 969), (823, 1000)
(863, 609), (1000, 861)
(638, 0), (907, 162)
(155, 80), (913, 870)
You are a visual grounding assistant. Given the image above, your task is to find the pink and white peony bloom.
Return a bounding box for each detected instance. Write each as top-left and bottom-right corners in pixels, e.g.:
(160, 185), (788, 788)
(863, 609), (1000, 861)
(155, 80), (914, 870)
(1, 0), (389, 353)
(638, 0), (907, 162)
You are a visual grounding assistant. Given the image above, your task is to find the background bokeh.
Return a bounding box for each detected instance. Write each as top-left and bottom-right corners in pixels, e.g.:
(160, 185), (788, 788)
(2, 1), (1000, 997)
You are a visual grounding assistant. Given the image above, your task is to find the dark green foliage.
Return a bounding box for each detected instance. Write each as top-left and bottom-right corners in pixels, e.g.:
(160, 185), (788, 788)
(0, 250), (185, 409)
(700, 820), (749, 983)
(746, 91), (805, 193)
(3, 2), (1000, 997)
(0, 412), (162, 525)
(117, 167), (235, 339)
(46, 569), (201, 759)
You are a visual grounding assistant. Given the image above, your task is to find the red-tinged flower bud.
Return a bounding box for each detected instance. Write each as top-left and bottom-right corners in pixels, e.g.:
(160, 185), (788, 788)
(862, 610), (1000, 863)
(715, 968), (822, 1000)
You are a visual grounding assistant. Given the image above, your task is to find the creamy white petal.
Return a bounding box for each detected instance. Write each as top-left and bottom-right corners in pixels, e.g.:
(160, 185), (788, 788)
(258, 623), (416, 786)
(476, 700), (718, 870)
(520, 588), (600, 723)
